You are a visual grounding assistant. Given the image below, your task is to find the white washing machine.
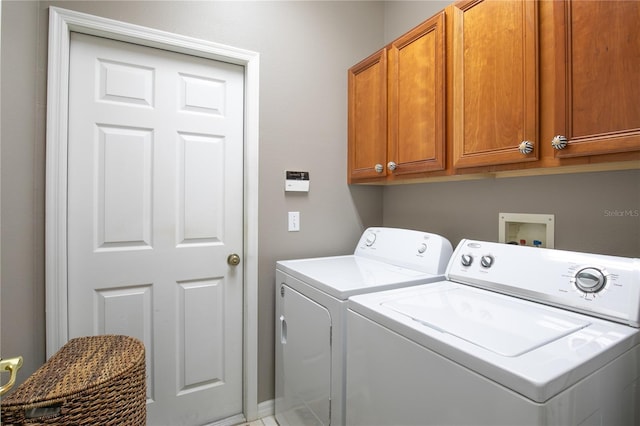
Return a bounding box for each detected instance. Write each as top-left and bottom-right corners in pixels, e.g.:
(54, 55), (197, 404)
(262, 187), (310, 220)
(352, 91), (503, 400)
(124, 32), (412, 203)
(346, 239), (640, 426)
(274, 227), (453, 426)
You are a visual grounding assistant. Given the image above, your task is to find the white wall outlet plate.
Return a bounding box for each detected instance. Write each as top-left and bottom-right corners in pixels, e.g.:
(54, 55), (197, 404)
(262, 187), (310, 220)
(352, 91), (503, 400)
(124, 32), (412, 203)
(288, 211), (300, 232)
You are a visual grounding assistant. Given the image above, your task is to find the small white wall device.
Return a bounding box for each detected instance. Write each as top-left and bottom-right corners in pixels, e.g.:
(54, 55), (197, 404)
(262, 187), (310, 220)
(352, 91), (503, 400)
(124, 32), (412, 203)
(285, 171), (310, 192)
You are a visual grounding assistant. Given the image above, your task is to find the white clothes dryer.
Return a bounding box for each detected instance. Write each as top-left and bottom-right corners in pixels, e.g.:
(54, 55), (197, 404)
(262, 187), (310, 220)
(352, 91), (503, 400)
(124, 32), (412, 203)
(274, 227), (453, 426)
(346, 239), (640, 426)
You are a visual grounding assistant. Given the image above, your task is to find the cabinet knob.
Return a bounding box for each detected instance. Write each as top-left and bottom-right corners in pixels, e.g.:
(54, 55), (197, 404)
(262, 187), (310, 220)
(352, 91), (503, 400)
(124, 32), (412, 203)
(551, 135), (568, 150)
(518, 140), (534, 155)
(387, 161), (397, 171)
(374, 164), (384, 173)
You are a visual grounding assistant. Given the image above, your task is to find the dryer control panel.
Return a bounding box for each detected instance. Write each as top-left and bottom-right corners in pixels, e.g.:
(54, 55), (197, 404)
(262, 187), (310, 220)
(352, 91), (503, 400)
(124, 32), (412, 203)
(355, 227), (453, 275)
(447, 239), (640, 327)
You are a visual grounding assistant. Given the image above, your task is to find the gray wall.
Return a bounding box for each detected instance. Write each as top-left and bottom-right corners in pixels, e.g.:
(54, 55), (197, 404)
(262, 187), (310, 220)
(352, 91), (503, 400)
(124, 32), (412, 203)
(1, 0), (46, 393)
(0, 0), (388, 405)
(383, 0), (448, 43)
(1, 0), (638, 412)
(383, 170), (640, 257)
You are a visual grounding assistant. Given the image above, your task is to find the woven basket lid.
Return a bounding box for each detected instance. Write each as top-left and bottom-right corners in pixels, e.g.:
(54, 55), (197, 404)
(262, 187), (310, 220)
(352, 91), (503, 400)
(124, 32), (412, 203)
(2, 335), (145, 406)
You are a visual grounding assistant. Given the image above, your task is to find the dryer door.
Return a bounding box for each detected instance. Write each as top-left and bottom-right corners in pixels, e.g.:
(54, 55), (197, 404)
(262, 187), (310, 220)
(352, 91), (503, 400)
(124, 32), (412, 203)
(276, 283), (331, 426)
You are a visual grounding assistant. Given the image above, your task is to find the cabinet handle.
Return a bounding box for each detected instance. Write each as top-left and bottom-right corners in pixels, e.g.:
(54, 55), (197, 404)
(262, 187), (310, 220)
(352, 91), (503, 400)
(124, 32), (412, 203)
(518, 141), (534, 155)
(374, 164), (384, 173)
(551, 135), (568, 150)
(387, 161), (397, 171)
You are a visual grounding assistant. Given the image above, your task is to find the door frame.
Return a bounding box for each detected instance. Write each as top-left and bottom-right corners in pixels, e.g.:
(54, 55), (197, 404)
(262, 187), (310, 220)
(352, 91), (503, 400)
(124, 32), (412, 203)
(44, 7), (260, 422)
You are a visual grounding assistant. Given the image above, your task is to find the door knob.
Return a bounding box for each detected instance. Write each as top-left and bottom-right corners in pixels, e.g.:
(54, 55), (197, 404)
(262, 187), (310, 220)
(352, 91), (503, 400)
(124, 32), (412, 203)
(227, 253), (241, 266)
(0, 356), (23, 396)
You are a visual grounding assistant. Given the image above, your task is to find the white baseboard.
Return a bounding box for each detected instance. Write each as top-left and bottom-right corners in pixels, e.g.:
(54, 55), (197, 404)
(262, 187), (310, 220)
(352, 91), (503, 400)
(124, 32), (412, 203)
(207, 413), (246, 426)
(201, 400), (275, 426)
(257, 399), (275, 419)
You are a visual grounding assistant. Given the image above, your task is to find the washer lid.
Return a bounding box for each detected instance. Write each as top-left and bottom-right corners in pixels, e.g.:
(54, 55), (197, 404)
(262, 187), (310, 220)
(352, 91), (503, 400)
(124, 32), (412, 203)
(350, 281), (639, 402)
(277, 255), (442, 299)
(382, 287), (591, 357)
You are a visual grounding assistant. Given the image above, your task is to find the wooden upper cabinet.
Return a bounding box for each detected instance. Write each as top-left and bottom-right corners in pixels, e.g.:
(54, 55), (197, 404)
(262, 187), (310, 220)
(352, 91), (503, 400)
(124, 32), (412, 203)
(551, 0), (640, 158)
(387, 11), (446, 177)
(348, 12), (446, 183)
(348, 49), (387, 183)
(452, 0), (539, 169)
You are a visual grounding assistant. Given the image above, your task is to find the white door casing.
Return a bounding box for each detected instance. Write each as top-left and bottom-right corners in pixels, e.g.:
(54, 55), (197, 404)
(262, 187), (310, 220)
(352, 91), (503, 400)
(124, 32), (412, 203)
(45, 7), (260, 423)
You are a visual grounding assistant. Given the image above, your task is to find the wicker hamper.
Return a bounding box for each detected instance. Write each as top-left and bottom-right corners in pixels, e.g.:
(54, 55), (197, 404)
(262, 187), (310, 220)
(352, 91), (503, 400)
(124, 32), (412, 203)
(1, 335), (146, 425)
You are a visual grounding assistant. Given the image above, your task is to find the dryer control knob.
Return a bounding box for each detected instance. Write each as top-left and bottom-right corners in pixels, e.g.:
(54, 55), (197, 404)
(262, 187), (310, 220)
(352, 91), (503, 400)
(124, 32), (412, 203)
(575, 267), (606, 293)
(480, 255), (494, 268)
(365, 232), (377, 247)
(461, 254), (473, 267)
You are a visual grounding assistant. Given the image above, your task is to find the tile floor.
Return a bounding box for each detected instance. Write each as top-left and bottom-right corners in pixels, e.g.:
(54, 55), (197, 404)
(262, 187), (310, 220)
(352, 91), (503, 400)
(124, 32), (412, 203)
(237, 415), (278, 426)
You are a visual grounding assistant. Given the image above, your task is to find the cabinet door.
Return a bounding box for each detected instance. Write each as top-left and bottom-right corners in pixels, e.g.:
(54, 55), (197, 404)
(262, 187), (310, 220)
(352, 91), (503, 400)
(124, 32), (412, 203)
(452, 0), (538, 168)
(552, 0), (640, 158)
(388, 11), (446, 176)
(348, 49), (387, 182)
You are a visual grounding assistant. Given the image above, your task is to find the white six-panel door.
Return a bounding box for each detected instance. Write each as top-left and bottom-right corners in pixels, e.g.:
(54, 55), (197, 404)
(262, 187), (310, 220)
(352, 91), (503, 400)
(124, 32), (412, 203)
(67, 32), (244, 425)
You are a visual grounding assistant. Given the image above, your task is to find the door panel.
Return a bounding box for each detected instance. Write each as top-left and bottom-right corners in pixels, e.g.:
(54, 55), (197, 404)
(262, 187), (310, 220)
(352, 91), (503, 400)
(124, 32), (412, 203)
(97, 125), (153, 249)
(67, 33), (244, 425)
(348, 49), (388, 182)
(388, 11), (446, 175)
(452, 0), (538, 168)
(277, 284), (332, 426)
(553, 0), (640, 157)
